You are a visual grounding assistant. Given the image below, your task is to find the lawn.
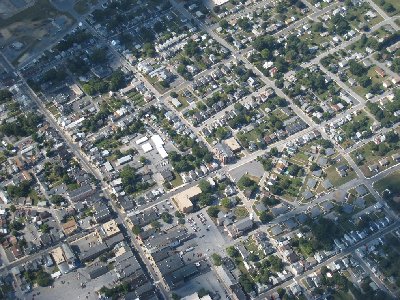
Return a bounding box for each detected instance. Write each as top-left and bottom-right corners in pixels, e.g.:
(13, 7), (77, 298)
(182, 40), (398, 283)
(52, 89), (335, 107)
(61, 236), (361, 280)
(171, 172), (183, 188)
(234, 206), (249, 219)
(373, 0), (400, 16)
(373, 170), (400, 194)
(325, 157), (357, 187)
(127, 91), (145, 107)
(0, 0), (61, 28)
(73, 0), (90, 14)
(351, 140), (400, 177)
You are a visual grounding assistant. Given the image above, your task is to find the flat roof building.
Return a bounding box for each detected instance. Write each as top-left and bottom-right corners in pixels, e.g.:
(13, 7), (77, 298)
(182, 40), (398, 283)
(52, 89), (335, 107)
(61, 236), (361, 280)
(172, 185), (202, 213)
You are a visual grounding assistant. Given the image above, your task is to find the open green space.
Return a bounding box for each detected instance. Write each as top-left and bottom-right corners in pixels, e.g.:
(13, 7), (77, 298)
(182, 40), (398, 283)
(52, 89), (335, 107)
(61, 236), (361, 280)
(373, 170), (400, 194)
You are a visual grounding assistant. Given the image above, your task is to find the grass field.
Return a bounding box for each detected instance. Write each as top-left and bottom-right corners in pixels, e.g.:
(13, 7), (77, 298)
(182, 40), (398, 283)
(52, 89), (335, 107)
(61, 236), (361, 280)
(0, 0), (60, 28)
(373, 0), (400, 16)
(73, 0), (90, 15)
(373, 170), (400, 194)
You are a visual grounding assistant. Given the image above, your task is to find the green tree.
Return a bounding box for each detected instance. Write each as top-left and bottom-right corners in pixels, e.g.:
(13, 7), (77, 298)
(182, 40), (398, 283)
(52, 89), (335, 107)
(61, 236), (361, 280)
(161, 212), (173, 224)
(211, 253), (222, 266)
(220, 197), (232, 209)
(207, 206), (220, 218)
(132, 225), (142, 235)
(259, 211), (273, 223)
(35, 270), (53, 287)
(226, 246), (239, 257)
(9, 205), (16, 213)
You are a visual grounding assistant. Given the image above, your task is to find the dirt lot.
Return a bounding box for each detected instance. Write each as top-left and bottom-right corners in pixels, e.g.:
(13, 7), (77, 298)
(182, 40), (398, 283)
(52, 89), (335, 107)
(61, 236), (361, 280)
(0, 0), (74, 66)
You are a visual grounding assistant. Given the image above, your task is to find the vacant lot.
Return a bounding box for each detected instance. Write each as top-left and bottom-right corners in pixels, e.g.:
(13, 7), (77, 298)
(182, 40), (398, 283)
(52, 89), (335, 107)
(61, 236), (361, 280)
(0, 0), (73, 65)
(373, 170), (400, 195)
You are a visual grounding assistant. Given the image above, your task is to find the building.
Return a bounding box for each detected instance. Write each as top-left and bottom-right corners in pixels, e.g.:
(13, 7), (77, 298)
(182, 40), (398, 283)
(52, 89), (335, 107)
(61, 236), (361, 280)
(98, 219), (120, 240)
(172, 185), (202, 213)
(224, 137), (242, 153)
(211, 0), (229, 6)
(67, 185), (95, 202)
(61, 219), (78, 236)
(214, 143), (235, 164)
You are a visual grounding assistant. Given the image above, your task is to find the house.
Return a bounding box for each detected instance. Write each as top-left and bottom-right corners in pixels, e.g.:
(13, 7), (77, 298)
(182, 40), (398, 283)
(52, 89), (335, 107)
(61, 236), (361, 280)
(375, 67), (386, 78)
(62, 219), (78, 236)
(391, 153), (400, 162)
(355, 185), (368, 197)
(302, 190), (314, 200)
(160, 170), (174, 182)
(227, 218), (253, 238)
(322, 179), (333, 190)
(379, 157), (389, 167)
(368, 164), (379, 173)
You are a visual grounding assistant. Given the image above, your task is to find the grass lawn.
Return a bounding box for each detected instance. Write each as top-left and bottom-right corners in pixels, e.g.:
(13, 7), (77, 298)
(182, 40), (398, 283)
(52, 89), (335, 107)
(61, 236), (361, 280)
(0, 0), (61, 28)
(171, 172), (183, 188)
(234, 206), (249, 219)
(73, 0), (90, 14)
(174, 97), (189, 111)
(325, 157), (357, 187)
(351, 140), (400, 177)
(290, 152), (309, 166)
(46, 103), (60, 118)
(127, 91), (145, 107)
(372, 0), (400, 16)
(373, 170), (400, 194)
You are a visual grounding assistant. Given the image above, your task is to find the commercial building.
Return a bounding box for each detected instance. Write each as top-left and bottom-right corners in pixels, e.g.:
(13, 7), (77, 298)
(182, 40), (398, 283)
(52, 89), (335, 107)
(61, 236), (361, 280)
(172, 185), (202, 213)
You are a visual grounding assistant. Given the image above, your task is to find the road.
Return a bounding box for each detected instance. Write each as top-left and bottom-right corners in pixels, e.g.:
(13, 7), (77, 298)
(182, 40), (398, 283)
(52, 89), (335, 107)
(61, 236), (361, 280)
(3, 0), (399, 298)
(0, 50), (169, 299)
(255, 220), (400, 299)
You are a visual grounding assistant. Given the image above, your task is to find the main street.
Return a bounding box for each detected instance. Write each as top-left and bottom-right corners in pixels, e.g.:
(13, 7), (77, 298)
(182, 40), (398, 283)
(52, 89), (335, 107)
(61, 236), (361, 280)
(4, 0), (400, 298)
(0, 50), (170, 300)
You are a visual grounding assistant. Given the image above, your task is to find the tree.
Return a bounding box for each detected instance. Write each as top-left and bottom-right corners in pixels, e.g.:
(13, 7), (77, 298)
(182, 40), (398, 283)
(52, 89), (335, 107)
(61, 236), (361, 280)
(269, 255), (284, 272)
(197, 288), (209, 298)
(171, 293), (181, 300)
(199, 193), (213, 207)
(35, 270), (53, 287)
(237, 17), (251, 31)
(0, 89), (12, 103)
(50, 195), (65, 206)
(198, 179), (211, 193)
(385, 131), (399, 144)
(161, 212), (173, 224)
(270, 147), (279, 156)
(151, 221), (161, 229)
(219, 19), (229, 29)
(39, 223), (50, 233)
(378, 143), (390, 156)
(132, 225), (142, 235)
(288, 164), (302, 176)
(9, 205), (16, 213)
(310, 162), (319, 171)
(207, 206), (220, 218)
(259, 211), (273, 223)
(239, 274), (255, 293)
(211, 253), (222, 266)
(349, 60), (367, 77)
(7, 180), (32, 198)
(220, 197), (232, 209)
(226, 246), (239, 258)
